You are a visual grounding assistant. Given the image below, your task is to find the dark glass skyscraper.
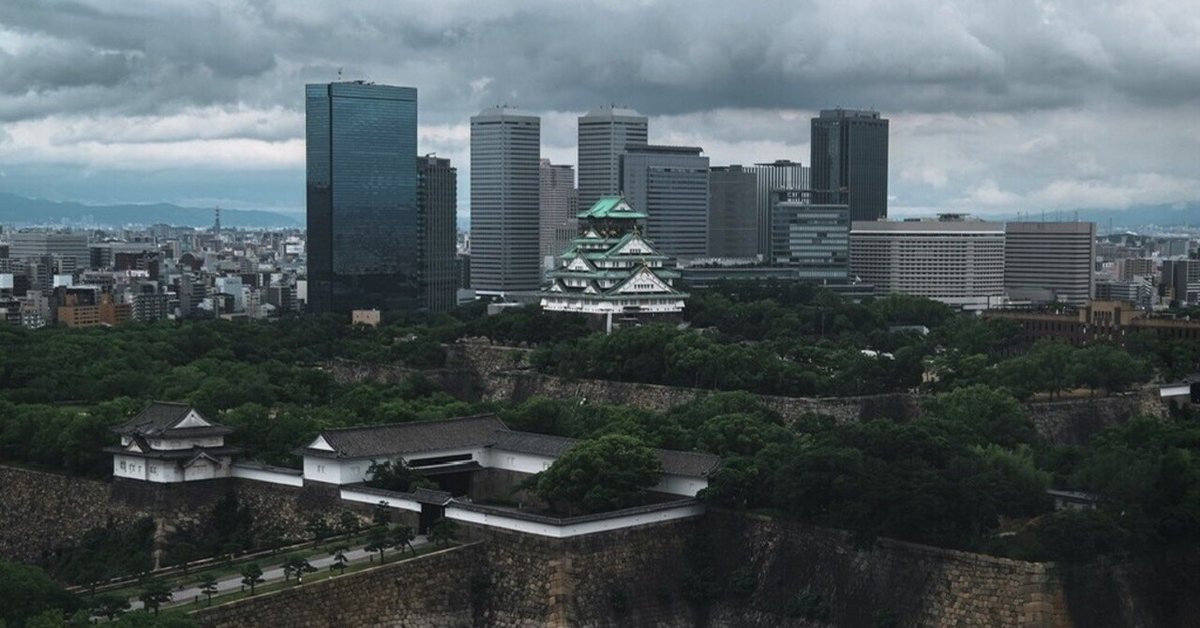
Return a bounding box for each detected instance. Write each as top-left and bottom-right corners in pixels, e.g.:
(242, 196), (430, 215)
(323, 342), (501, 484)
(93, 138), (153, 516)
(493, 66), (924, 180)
(418, 155), (458, 312)
(306, 81), (418, 313)
(810, 109), (889, 222)
(708, 165), (758, 258)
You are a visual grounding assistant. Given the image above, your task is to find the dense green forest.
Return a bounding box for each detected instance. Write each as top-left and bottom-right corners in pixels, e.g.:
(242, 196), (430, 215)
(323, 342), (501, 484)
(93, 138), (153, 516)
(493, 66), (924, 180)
(1, 282), (1197, 621)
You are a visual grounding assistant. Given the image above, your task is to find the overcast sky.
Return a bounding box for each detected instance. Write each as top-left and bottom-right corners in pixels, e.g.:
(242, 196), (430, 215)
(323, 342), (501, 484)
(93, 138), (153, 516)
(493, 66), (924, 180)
(1, 0), (1198, 221)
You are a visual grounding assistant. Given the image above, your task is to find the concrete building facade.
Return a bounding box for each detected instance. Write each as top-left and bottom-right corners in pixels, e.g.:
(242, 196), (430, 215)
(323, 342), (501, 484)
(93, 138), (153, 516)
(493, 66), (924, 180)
(470, 107), (541, 295)
(7, 233), (90, 272)
(770, 190), (850, 281)
(708, 166), (759, 258)
(1003, 222), (1096, 305)
(539, 159), (578, 264)
(1163, 259), (1200, 306)
(746, 160), (810, 258)
(620, 145), (710, 262)
(850, 218), (1006, 307)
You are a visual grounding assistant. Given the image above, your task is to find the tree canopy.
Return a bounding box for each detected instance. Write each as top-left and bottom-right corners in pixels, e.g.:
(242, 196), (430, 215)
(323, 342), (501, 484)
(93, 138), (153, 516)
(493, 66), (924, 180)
(535, 434), (663, 515)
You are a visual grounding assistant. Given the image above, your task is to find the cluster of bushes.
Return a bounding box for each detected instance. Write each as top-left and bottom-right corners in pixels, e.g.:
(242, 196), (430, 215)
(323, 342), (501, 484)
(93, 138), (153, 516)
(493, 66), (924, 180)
(1, 557), (194, 627)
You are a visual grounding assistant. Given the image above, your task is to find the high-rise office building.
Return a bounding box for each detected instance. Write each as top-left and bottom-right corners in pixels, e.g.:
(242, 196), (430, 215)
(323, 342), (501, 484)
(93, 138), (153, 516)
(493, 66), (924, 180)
(850, 217), (1006, 307)
(621, 145), (710, 261)
(810, 109), (889, 222)
(771, 190), (850, 280)
(539, 159), (578, 263)
(708, 166), (759, 258)
(1162, 259), (1200, 306)
(577, 105), (648, 211)
(8, 233), (90, 271)
(746, 161), (811, 258)
(470, 107), (541, 295)
(1003, 222), (1096, 305)
(306, 81), (418, 313)
(418, 155), (459, 312)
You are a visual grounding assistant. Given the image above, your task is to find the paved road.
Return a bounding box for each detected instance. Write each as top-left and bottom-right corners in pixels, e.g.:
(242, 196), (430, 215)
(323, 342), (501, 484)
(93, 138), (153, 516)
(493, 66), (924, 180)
(130, 536), (429, 609)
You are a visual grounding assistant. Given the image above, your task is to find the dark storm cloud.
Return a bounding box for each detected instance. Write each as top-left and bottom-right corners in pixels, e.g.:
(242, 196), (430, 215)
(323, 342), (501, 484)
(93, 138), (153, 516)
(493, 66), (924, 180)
(0, 1), (1197, 213)
(2, 0), (1197, 124)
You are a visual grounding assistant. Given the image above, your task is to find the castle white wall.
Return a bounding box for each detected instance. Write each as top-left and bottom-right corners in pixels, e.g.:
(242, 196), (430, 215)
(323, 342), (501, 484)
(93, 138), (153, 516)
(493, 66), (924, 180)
(654, 473), (707, 497)
(339, 487), (422, 513)
(232, 464), (304, 487)
(303, 457), (346, 484)
(150, 436), (225, 450)
(487, 449), (556, 475)
(113, 455), (147, 481)
(144, 460), (179, 483)
(183, 458), (221, 482)
(444, 501), (706, 538)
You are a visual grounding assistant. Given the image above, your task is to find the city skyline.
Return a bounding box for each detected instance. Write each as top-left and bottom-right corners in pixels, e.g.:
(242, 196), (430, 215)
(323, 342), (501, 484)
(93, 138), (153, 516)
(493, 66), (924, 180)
(0, 1), (1197, 224)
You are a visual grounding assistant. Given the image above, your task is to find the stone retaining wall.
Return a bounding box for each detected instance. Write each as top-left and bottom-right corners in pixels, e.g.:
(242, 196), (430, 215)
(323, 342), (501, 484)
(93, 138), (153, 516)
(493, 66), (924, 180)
(704, 510), (1070, 627)
(462, 519), (699, 627)
(0, 466), (360, 567)
(452, 342), (1164, 445)
(0, 466), (142, 565)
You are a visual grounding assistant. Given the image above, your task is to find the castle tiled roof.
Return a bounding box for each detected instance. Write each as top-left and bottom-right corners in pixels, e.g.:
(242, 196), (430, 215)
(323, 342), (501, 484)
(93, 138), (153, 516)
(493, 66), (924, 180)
(300, 415), (721, 478)
(114, 401), (232, 438)
(299, 414), (507, 459)
(577, 196), (648, 220)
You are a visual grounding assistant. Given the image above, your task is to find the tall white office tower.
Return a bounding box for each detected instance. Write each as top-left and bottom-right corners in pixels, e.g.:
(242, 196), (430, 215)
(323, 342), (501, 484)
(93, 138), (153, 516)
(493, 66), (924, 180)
(470, 107), (542, 295)
(577, 105), (648, 212)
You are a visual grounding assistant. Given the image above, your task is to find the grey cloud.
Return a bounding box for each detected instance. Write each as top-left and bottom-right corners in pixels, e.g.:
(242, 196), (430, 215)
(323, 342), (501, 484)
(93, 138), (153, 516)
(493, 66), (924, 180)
(1, 0), (1197, 123)
(0, 0), (1197, 215)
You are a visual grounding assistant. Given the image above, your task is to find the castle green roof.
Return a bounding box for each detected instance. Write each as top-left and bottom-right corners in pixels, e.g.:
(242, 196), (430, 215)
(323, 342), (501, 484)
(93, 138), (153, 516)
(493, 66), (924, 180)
(578, 196), (648, 220)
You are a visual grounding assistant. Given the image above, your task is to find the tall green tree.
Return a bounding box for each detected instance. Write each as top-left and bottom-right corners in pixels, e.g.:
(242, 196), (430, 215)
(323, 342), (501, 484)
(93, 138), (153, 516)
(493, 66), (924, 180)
(198, 575), (218, 606)
(364, 526), (391, 564)
(534, 434), (662, 515)
(0, 559), (79, 627)
(137, 581), (172, 616)
(239, 564), (263, 595)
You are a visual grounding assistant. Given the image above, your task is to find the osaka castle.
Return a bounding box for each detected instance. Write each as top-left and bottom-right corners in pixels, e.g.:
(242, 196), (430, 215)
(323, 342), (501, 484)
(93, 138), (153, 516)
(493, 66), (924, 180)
(540, 196), (687, 328)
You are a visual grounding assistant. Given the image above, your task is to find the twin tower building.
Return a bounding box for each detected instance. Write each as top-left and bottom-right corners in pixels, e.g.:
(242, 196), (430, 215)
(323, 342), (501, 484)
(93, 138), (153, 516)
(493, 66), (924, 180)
(305, 81), (889, 313)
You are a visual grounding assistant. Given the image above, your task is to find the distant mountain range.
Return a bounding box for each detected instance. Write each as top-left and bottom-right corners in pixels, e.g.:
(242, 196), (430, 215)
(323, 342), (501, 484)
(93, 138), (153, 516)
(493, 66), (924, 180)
(0, 191), (1195, 232)
(0, 193), (299, 229)
(989, 202), (1200, 230)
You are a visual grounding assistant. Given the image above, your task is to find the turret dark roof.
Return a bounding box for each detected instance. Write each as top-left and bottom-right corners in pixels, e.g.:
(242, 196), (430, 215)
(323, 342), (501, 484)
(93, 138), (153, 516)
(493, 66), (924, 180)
(300, 414), (507, 459)
(114, 402), (233, 438)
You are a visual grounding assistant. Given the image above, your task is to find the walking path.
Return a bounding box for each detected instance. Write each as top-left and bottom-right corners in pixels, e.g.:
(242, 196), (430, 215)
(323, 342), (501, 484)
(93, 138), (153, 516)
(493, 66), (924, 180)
(129, 536), (429, 610)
